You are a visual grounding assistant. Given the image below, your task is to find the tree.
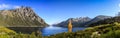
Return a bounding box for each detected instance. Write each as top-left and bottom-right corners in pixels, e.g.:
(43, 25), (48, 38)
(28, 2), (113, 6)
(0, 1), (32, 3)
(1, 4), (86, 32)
(68, 19), (72, 32)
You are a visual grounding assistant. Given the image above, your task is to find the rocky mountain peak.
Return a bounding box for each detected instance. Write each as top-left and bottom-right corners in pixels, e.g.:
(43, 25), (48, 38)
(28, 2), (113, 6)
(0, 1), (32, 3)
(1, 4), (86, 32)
(68, 17), (91, 22)
(15, 6), (32, 12)
(0, 6), (48, 27)
(53, 17), (91, 27)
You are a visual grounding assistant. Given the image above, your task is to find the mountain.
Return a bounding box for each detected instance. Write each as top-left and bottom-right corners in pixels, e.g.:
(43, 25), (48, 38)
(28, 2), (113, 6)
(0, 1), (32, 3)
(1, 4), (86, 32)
(85, 15), (112, 26)
(0, 6), (48, 27)
(87, 16), (120, 27)
(0, 6), (48, 33)
(53, 15), (112, 27)
(53, 17), (91, 27)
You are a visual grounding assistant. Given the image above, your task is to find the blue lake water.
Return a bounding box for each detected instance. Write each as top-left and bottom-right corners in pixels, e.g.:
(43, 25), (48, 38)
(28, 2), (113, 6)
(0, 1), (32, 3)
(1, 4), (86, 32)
(41, 26), (85, 36)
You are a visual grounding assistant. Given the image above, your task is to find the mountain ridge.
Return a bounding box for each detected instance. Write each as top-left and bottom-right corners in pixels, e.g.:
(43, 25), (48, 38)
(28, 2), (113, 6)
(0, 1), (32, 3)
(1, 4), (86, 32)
(0, 6), (48, 27)
(53, 17), (91, 27)
(53, 15), (112, 27)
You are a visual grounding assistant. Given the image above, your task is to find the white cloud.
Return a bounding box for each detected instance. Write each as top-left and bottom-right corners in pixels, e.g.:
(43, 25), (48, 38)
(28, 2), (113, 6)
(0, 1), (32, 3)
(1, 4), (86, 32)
(119, 3), (120, 7)
(0, 4), (10, 9)
(0, 4), (21, 9)
(13, 6), (21, 8)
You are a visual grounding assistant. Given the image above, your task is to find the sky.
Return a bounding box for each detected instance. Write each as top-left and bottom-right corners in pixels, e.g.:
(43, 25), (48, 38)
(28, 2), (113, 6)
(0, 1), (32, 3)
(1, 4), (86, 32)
(0, 0), (120, 25)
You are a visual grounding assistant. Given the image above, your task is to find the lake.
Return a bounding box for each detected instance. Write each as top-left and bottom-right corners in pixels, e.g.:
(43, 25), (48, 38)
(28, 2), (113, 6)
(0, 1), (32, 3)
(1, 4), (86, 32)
(41, 26), (86, 36)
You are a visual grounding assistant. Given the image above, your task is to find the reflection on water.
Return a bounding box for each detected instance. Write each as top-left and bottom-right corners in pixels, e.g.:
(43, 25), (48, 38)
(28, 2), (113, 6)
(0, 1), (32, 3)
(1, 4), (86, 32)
(41, 26), (85, 36)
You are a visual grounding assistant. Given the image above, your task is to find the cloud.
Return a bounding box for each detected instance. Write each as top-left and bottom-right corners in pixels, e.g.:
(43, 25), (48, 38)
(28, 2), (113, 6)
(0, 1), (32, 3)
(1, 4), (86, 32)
(0, 4), (21, 9)
(0, 4), (10, 9)
(13, 6), (21, 8)
(119, 3), (120, 7)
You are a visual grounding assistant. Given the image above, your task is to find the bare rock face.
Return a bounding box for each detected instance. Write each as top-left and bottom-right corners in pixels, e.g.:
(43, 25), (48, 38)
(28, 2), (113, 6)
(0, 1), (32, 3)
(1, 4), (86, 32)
(0, 6), (48, 27)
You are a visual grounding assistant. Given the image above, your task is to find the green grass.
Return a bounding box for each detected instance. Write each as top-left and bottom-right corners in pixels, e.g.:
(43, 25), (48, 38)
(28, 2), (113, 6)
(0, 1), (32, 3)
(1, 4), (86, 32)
(0, 27), (42, 38)
(0, 26), (16, 35)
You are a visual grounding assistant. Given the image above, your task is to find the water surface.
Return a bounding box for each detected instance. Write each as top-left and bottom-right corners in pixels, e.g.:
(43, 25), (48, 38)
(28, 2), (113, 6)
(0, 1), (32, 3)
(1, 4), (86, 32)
(41, 26), (85, 36)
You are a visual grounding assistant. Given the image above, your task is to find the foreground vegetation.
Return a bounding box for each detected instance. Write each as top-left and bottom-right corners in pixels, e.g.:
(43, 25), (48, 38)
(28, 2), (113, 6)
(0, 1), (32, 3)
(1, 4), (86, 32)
(0, 27), (43, 38)
(1, 22), (120, 38)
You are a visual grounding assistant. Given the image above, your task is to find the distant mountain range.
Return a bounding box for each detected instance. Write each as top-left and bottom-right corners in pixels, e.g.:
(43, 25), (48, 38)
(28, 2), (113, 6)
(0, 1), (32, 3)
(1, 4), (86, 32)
(84, 15), (112, 26)
(88, 16), (120, 27)
(53, 15), (112, 27)
(0, 6), (48, 27)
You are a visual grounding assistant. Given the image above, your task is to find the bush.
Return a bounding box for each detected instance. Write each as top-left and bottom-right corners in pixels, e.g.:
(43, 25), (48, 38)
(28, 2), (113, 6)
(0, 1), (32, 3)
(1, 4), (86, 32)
(101, 30), (120, 38)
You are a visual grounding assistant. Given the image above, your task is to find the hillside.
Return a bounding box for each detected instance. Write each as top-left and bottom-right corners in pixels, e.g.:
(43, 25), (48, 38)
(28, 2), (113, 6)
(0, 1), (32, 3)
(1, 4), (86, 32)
(0, 6), (48, 27)
(0, 6), (48, 33)
(87, 16), (120, 27)
(85, 15), (112, 26)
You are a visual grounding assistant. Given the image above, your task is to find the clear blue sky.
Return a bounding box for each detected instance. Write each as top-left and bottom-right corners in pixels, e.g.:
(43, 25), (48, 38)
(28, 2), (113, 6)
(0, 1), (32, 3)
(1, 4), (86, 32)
(0, 0), (120, 25)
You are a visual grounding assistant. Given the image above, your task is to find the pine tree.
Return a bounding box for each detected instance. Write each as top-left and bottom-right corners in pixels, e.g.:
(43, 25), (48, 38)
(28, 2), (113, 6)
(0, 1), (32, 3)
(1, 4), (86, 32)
(68, 19), (72, 32)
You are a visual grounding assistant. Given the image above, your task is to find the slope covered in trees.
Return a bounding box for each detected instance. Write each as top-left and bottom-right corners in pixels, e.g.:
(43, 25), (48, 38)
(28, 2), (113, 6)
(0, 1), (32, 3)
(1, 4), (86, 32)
(87, 16), (120, 27)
